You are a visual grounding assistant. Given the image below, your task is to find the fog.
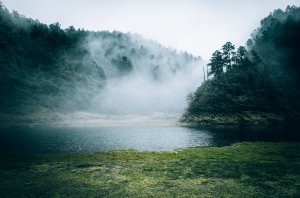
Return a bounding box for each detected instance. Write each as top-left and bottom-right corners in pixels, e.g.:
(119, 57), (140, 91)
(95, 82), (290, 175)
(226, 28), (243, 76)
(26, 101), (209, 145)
(84, 33), (204, 115)
(96, 63), (202, 114)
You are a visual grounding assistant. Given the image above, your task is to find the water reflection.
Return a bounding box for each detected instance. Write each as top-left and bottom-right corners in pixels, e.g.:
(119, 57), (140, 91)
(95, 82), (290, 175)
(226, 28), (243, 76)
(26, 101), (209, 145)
(0, 126), (298, 154)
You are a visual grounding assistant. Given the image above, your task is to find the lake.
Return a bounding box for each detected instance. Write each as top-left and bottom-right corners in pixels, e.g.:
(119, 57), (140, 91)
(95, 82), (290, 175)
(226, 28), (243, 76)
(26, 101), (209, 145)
(0, 126), (298, 154)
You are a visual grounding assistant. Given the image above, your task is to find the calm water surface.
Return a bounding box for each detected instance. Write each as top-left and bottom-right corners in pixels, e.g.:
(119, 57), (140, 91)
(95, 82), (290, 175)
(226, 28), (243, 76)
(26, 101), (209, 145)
(0, 126), (298, 154)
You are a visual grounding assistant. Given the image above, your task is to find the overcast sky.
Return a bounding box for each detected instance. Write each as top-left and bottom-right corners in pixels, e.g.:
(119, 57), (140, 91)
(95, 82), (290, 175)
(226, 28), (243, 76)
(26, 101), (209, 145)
(2, 0), (299, 60)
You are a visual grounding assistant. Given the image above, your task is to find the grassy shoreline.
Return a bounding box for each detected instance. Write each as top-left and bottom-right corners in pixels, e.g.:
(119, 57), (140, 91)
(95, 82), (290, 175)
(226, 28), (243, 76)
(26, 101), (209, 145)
(1, 142), (300, 197)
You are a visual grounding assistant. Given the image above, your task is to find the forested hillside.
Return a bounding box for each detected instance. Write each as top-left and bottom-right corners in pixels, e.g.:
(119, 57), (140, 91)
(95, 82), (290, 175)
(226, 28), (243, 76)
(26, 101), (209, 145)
(0, 2), (201, 116)
(182, 6), (300, 128)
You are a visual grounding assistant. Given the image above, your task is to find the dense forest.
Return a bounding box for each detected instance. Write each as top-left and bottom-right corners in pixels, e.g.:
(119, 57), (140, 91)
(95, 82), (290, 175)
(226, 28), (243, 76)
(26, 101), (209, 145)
(182, 6), (300, 128)
(0, 2), (200, 116)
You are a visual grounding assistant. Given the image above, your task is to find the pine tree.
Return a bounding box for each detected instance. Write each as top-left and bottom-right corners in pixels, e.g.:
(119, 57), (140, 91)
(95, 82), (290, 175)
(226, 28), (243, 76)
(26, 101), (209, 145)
(222, 42), (235, 71)
(208, 50), (224, 78)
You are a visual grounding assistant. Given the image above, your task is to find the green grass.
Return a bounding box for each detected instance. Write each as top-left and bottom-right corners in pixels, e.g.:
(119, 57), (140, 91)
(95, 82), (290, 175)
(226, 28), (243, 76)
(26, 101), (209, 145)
(0, 142), (300, 197)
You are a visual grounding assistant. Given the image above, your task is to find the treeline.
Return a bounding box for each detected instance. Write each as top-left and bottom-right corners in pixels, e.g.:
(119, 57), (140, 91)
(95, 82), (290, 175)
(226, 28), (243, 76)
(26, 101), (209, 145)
(183, 6), (300, 128)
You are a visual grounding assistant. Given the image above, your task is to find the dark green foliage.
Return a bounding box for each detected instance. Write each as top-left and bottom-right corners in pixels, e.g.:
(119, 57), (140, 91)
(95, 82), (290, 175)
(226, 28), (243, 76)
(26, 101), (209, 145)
(185, 47), (278, 115)
(183, 6), (300, 127)
(0, 3), (101, 113)
(208, 50), (224, 78)
(222, 42), (235, 71)
(248, 5), (300, 116)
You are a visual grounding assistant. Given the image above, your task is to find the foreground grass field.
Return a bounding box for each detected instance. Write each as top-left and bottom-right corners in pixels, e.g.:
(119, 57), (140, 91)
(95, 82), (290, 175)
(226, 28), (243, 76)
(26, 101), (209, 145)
(0, 142), (299, 197)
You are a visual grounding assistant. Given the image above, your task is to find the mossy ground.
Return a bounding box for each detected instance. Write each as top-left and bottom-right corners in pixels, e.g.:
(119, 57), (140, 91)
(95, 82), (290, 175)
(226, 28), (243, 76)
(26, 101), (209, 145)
(0, 142), (299, 197)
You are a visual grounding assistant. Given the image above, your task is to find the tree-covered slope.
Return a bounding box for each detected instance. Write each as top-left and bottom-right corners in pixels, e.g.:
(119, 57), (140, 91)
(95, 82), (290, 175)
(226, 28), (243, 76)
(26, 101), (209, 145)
(0, 3), (104, 113)
(0, 2), (202, 116)
(182, 6), (300, 128)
